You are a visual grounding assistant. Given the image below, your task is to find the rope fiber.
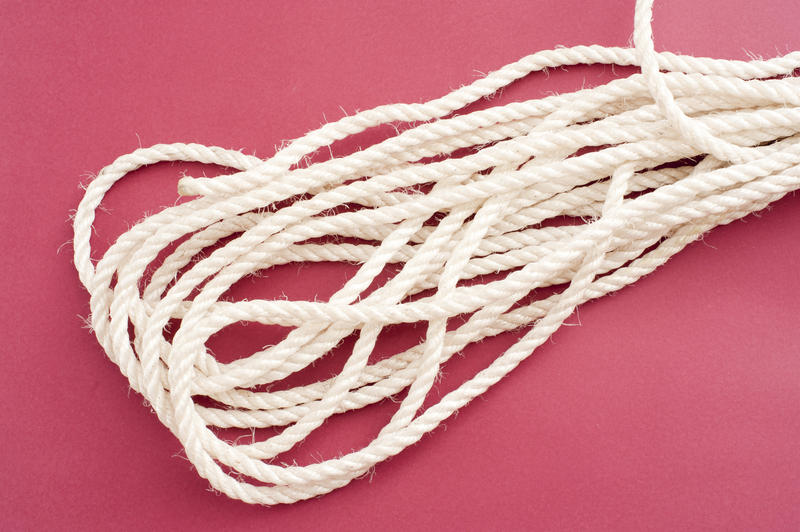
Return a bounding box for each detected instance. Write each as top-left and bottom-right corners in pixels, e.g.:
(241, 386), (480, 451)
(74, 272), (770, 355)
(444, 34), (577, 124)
(73, 0), (800, 504)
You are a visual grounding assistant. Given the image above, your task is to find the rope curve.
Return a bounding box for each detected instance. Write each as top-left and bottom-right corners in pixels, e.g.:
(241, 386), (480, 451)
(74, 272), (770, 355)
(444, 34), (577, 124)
(72, 0), (800, 504)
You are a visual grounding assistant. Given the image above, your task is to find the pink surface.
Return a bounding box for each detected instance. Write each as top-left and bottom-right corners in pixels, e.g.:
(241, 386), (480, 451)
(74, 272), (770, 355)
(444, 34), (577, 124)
(2, 0), (799, 529)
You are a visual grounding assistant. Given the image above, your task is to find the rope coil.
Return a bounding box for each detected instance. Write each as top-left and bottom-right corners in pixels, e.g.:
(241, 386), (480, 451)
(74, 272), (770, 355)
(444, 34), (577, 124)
(73, 0), (800, 504)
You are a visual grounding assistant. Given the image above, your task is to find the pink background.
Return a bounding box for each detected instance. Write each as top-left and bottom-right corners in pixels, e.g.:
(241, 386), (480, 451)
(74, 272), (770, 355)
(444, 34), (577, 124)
(2, 0), (799, 529)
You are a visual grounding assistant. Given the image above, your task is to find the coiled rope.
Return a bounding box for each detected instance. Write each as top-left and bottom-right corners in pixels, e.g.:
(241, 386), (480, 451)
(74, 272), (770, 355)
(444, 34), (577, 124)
(73, 0), (800, 504)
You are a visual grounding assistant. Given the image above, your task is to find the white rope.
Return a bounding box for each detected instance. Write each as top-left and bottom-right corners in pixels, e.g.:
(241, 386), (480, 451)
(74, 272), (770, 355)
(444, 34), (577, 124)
(72, 0), (800, 504)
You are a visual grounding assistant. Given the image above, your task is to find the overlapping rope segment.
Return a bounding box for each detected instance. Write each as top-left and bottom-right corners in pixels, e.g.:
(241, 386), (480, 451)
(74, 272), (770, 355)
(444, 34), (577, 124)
(73, 0), (800, 505)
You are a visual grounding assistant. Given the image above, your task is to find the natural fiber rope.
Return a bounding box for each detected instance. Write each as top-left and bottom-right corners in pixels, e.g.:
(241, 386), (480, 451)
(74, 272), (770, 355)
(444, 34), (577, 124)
(73, 0), (800, 504)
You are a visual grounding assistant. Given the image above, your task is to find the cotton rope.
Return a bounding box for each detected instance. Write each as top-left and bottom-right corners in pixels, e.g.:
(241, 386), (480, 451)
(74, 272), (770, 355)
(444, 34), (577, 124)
(72, 0), (800, 505)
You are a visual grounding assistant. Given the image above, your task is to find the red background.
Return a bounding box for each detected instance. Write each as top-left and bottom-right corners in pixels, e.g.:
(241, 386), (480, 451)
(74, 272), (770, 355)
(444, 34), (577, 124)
(2, 0), (799, 530)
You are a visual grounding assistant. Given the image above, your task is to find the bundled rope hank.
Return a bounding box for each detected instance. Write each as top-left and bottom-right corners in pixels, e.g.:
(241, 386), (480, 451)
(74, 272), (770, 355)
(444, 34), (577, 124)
(73, 0), (800, 505)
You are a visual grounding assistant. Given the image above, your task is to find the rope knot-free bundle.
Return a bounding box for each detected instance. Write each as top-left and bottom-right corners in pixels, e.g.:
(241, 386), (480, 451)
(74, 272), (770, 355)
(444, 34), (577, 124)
(73, 0), (800, 504)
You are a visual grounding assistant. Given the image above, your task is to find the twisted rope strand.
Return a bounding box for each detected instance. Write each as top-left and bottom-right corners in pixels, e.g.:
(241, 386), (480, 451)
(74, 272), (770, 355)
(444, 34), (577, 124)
(73, 0), (800, 504)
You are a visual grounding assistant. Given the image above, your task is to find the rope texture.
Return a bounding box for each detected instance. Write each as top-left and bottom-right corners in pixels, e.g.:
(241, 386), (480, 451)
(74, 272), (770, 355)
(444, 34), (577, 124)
(73, 0), (800, 504)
